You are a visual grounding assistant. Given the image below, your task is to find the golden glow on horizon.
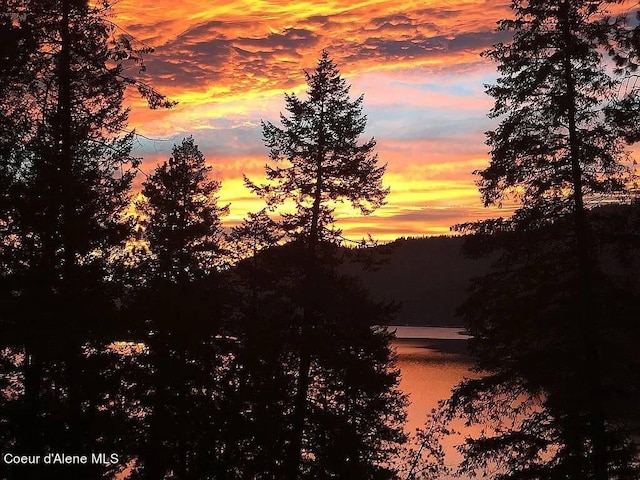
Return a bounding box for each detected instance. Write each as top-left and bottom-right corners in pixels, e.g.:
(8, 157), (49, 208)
(114, 0), (531, 239)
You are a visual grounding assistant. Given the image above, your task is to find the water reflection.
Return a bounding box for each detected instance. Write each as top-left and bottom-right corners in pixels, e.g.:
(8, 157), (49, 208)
(391, 327), (476, 478)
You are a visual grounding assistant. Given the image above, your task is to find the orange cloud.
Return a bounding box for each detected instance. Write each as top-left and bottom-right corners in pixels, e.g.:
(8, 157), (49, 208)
(113, 0), (527, 240)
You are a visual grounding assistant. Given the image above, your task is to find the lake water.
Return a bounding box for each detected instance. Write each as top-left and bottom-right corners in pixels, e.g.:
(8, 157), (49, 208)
(389, 325), (476, 478)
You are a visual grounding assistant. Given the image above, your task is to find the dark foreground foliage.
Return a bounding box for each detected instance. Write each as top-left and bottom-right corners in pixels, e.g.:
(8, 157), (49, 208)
(413, 0), (640, 478)
(1, 10), (408, 476)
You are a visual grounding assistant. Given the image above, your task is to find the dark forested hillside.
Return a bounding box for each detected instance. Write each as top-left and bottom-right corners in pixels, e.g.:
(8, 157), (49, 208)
(342, 236), (493, 326)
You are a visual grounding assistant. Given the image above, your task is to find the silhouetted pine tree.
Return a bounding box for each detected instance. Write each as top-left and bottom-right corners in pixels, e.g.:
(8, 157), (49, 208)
(0, 1), (171, 478)
(425, 1), (640, 479)
(223, 239), (301, 478)
(245, 50), (406, 479)
(130, 137), (231, 480)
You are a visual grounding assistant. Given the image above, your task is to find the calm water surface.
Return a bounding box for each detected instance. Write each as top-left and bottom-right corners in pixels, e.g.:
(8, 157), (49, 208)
(389, 326), (476, 478)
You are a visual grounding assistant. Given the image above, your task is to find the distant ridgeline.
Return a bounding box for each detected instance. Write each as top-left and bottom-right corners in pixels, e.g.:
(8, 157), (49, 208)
(339, 202), (640, 327)
(341, 236), (493, 327)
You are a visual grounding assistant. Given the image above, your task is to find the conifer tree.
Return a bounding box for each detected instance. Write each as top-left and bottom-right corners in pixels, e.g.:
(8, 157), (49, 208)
(132, 137), (230, 479)
(138, 136), (227, 281)
(429, 1), (640, 479)
(0, 1), (171, 477)
(246, 50), (405, 479)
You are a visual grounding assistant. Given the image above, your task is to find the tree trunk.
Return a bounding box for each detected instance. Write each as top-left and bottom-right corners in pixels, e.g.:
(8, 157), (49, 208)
(561, 3), (607, 478)
(286, 129), (325, 479)
(57, 0), (86, 461)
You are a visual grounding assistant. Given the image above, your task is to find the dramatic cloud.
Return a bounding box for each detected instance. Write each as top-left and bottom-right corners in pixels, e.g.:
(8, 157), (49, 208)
(114, 0), (522, 239)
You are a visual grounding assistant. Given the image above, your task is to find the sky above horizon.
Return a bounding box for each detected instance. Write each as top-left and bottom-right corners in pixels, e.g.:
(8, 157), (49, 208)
(113, 0), (520, 241)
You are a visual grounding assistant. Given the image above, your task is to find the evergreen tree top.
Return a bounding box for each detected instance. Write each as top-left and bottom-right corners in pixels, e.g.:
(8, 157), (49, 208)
(474, 0), (637, 224)
(247, 51), (388, 244)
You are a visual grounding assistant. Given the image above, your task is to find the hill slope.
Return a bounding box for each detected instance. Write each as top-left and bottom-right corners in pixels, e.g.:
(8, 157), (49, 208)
(343, 236), (493, 326)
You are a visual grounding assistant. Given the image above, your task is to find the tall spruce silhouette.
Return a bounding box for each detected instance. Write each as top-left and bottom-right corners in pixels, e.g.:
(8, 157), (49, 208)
(131, 136), (230, 479)
(423, 1), (640, 479)
(226, 217), (308, 478)
(0, 1), (171, 478)
(245, 50), (406, 479)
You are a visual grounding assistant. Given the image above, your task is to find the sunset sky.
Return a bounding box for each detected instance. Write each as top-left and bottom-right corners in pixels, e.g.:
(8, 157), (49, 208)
(112, 0), (526, 240)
